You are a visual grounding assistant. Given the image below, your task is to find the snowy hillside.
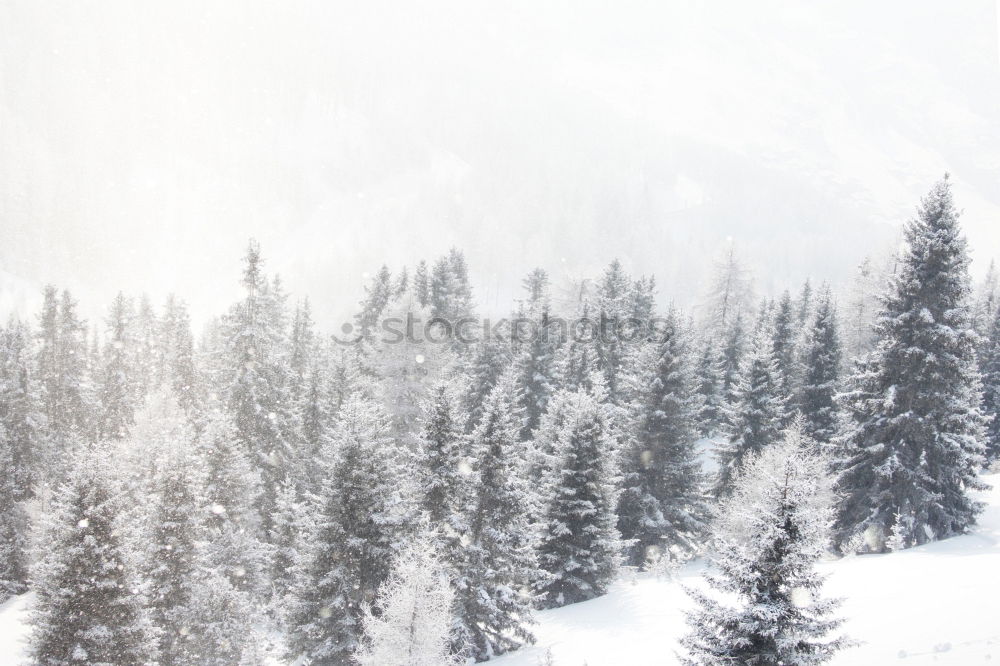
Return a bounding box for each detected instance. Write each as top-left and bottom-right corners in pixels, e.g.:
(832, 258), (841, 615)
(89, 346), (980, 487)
(0, 475), (997, 665)
(491, 474), (1000, 666)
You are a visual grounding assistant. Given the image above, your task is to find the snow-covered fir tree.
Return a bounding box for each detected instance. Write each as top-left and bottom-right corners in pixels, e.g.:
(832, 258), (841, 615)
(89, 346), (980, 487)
(618, 310), (709, 565)
(355, 531), (461, 666)
(682, 424), (849, 666)
(37, 287), (93, 449)
(534, 386), (622, 608)
(694, 335), (724, 437)
(142, 397), (206, 664)
(0, 317), (40, 501)
(714, 326), (785, 497)
(285, 396), (414, 665)
(356, 265), (394, 337)
(771, 290), (801, 417)
(0, 420), (28, 600)
(836, 176), (988, 552)
(454, 371), (539, 661)
(418, 381), (470, 551)
(798, 286), (842, 446)
(98, 292), (136, 441)
(980, 303), (1000, 463)
(223, 240), (295, 533)
(29, 445), (158, 665)
(157, 295), (200, 418)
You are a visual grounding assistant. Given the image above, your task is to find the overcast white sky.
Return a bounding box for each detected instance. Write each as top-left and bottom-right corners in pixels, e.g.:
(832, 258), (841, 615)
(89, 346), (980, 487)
(1, 0), (999, 327)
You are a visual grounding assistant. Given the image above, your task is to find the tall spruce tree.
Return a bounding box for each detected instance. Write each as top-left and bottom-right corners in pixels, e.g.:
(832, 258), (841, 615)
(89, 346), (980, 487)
(224, 240), (294, 533)
(682, 425), (848, 666)
(98, 292), (136, 441)
(454, 372), (539, 661)
(0, 317), (40, 501)
(535, 387), (621, 608)
(29, 446), (158, 665)
(694, 336), (724, 437)
(798, 286), (842, 446)
(715, 327), (785, 497)
(285, 397), (414, 665)
(771, 290), (801, 417)
(836, 177), (987, 552)
(618, 311), (709, 565)
(981, 304), (1000, 463)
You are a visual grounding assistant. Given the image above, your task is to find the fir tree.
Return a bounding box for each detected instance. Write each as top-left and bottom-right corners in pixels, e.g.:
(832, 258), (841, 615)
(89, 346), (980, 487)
(618, 311), (709, 565)
(454, 372), (538, 661)
(98, 292), (136, 441)
(29, 446), (158, 665)
(158, 295), (199, 418)
(715, 328), (785, 497)
(981, 304), (1000, 463)
(285, 397), (414, 665)
(682, 425), (849, 666)
(0, 420), (28, 599)
(694, 336), (724, 437)
(224, 240), (294, 532)
(143, 403), (205, 664)
(836, 177), (987, 552)
(798, 286), (842, 446)
(771, 290), (801, 417)
(535, 387), (621, 608)
(0, 317), (41, 501)
(356, 265), (394, 337)
(414, 260), (431, 309)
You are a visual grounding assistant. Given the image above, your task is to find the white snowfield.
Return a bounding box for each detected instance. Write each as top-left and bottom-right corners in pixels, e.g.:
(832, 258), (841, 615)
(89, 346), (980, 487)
(496, 473), (1000, 666)
(1, 475), (998, 665)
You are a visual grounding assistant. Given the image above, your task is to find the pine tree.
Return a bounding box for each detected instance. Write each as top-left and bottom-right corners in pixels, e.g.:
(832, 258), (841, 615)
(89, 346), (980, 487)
(0, 317), (41, 501)
(414, 260), (431, 309)
(132, 294), (158, 405)
(971, 259), (998, 336)
(224, 240), (294, 533)
(715, 328), (785, 497)
(836, 177), (987, 552)
(0, 420), (28, 599)
(593, 259), (632, 401)
(98, 292), (136, 441)
(285, 397), (414, 665)
(694, 336), (724, 437)
(618, 311), (709, 565)
(142, 399), (205, 664)
(196, 409), (268, 597)
(158, 295), (200, 418)
(798, 287), (842, 446)
(682, 425), (849, 666)
(356, 265), (394, 337)
(796, 278), (814, 328)
(355, 532), (461, 666)
(419, 382), (470, 535)
(37, 287), (93, 449)
(718, 315), (746, 411)
(981, 304), (1000, 463)
(535, 387), (621, 608)
(771, 290), (801, 417)
(29, 446), (158, 665)
(454, 372), (538, 661)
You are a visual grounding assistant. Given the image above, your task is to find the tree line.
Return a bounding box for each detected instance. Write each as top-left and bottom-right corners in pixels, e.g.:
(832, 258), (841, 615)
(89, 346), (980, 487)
(0, 176), (996, 664)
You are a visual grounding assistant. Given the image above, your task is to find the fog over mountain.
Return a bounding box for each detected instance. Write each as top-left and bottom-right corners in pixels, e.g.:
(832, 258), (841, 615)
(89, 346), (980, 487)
(1, 0), (999, 326)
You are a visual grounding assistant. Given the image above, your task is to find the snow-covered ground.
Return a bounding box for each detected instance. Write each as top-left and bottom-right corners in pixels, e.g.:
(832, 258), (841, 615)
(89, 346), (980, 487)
(496, 474), (1000, 666)
(2, 476), (998, 665)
